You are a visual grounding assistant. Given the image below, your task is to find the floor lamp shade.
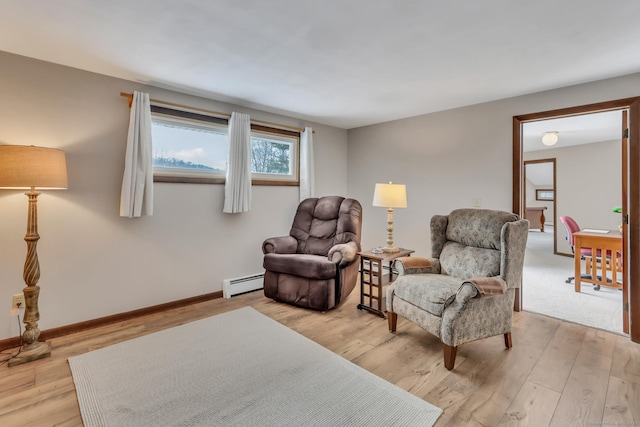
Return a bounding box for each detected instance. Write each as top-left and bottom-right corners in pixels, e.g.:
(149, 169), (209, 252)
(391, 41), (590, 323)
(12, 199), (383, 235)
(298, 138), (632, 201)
(0, 145), (68, 367)
(373, 182), (407, 253)
(0, 145), (68, 189)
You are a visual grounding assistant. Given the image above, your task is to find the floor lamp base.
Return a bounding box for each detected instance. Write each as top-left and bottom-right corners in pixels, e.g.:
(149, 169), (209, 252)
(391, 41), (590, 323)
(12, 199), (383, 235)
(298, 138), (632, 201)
(8, 340), (51, 367)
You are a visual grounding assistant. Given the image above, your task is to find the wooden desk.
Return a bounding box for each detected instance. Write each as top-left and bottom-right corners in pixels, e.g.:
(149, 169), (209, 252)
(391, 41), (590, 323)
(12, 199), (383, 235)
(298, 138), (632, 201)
(525, 206), (547, 232)
(357, 249), (414, 318)
(573, 230), (622, 292)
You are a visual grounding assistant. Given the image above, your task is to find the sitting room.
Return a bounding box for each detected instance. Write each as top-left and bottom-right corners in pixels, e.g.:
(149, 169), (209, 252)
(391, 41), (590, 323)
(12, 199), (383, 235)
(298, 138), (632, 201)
(1, 2), (640, 426)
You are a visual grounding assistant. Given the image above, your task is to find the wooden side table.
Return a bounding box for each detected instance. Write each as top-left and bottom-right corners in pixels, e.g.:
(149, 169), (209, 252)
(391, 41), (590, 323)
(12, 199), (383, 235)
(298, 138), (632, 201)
(357, 249), (414, 318)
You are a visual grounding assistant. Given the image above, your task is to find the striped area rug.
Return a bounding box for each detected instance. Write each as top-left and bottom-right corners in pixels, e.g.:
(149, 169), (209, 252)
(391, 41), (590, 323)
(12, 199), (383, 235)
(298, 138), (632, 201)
(69, 306), (441, 426)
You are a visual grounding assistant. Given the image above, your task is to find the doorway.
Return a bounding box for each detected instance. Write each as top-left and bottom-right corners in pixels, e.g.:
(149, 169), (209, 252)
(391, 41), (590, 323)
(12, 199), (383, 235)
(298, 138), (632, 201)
(522, 115), (623, 333)
(523, 146), (624, 333)
(512, 96), (640, 342)
(524, 159), (557, 254)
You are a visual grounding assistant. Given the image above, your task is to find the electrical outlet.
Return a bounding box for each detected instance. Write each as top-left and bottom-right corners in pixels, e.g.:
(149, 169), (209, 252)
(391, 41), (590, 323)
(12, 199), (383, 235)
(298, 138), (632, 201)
(12, 293), (25, 310)
(473, 197), (482, 208)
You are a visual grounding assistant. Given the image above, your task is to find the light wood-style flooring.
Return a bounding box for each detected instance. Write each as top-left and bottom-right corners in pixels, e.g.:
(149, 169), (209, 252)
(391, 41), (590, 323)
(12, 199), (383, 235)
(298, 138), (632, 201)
(1, 290), (639, 426)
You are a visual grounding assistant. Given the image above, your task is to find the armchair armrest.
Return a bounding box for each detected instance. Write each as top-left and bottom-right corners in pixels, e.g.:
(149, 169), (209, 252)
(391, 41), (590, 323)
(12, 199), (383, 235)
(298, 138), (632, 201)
(262, 236), (297, 254)
(328, 242), (359, 267)
(449, 278), (508, 315)
(394, 257), (441, 275)
(462, 276), (508, 295)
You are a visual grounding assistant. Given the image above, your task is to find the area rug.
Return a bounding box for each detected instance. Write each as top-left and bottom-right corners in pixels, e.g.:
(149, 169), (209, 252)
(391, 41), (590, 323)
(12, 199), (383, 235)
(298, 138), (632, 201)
(68, 307), (442, 426)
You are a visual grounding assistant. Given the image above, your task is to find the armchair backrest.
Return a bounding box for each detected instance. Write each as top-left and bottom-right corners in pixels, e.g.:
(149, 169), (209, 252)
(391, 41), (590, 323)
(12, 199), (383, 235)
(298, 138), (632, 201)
(290, 196), (362, 256)
(431, 209), (528, 285)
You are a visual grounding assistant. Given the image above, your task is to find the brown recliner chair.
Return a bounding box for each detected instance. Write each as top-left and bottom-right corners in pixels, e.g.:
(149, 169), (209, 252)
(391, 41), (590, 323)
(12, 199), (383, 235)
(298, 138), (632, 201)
(262, 196), (362, 311)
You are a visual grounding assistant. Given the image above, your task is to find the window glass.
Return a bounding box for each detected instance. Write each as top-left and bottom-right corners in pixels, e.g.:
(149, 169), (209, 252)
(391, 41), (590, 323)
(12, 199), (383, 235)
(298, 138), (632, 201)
(151, 116), (228, 181)
(251, 131), (298, 183)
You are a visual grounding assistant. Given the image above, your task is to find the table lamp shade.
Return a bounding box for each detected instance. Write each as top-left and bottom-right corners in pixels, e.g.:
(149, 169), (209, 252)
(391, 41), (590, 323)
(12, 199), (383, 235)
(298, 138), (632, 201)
(0, 145), (68, 189)
(372, 182), (407, 208)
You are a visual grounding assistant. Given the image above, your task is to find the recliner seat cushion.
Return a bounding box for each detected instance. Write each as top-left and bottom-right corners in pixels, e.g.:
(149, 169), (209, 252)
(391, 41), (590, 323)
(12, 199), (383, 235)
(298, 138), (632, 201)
(263, 253), (337, 280)
(392, 274), (463, 317)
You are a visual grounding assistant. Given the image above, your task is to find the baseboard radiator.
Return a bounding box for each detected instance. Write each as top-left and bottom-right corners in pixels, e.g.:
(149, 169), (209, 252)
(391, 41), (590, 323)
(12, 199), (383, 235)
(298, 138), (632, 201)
(222, 273), (264, 299)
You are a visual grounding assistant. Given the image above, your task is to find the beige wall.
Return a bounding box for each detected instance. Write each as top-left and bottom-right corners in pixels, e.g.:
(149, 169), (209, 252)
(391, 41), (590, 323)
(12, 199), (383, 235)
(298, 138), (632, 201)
(0, 52), (348, 339)
(2, 49), (638, 340)
(525, 140), (622, 254)
(347, 73), (639, 257)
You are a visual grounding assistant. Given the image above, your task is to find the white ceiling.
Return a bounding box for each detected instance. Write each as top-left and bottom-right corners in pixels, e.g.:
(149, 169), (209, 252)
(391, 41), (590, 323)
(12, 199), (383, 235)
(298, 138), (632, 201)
(523, 110), (623, 153)
(1, 1), (640, 129)
(524, 109), (624, 186)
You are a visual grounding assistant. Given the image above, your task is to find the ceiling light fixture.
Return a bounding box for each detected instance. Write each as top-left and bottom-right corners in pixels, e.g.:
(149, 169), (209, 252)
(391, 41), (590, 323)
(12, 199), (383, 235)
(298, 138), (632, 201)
(541, 131), (559, 146)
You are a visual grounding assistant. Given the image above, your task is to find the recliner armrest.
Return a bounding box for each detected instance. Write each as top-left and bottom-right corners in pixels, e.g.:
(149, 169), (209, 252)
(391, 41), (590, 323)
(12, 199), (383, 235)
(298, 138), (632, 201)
(262, 236), (297, 254)
(394, 257), (441, 275)
(328, 242), (359, 267)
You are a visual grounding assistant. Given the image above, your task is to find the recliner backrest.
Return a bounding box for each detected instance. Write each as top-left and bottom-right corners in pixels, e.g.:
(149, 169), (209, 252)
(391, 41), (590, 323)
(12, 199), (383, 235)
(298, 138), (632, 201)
(436, 209), (519, 280)
(290, 196), (362, 256)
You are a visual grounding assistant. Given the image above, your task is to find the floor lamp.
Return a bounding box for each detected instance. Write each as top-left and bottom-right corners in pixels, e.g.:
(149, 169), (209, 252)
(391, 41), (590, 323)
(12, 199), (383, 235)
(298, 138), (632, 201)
(373, 182), (407, 253)
(0, 145), (68, 366)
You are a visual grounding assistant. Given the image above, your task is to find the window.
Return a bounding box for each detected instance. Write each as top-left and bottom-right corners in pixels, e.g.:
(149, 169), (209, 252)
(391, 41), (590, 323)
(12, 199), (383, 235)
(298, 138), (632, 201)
(536, 189), (554, 201)
(250, 128), (299, 185)
(150, 107), (299, 186)
(151, 106), (228, 184)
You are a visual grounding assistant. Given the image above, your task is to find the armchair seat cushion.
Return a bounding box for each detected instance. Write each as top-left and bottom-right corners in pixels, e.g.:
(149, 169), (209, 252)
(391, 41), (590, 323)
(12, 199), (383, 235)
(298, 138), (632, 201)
(391, 274), (463, 317)
(263, 253), (337, 280)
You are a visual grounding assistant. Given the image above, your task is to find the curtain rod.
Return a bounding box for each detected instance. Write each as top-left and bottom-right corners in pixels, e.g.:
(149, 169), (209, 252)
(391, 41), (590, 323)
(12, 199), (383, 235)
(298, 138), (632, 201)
(120, 92), (310, 133)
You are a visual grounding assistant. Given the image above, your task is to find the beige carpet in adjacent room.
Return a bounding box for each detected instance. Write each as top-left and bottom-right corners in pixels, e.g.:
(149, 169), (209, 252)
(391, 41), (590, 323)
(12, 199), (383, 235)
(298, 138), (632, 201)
(522, 228), (623, 334)
(68, 307), (442, 427)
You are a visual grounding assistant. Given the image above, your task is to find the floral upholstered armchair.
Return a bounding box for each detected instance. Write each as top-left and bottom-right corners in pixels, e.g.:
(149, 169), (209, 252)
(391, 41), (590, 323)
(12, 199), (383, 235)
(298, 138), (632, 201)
(387, 208), (529, 370)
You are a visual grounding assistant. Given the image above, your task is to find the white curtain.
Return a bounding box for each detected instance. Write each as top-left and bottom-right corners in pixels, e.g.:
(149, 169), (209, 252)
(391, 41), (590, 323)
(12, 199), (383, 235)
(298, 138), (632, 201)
(299, 126), (315, 201)
(120, 91), (153, 217)
(223, 112), (252, 213)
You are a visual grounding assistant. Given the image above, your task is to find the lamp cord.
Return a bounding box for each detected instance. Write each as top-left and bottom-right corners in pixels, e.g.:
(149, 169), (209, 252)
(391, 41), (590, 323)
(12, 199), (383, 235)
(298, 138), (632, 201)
(0, 315), (23, 367)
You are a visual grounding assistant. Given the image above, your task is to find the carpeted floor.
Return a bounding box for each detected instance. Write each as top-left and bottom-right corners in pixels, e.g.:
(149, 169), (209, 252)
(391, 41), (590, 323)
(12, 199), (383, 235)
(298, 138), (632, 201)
(522, 227), (624, 334)
(69, 307), (442, 427)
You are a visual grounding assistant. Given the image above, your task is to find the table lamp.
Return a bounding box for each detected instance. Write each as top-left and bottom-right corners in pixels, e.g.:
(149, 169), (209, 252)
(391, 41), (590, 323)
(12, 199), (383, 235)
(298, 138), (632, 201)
(0, 145), (68, 366)
(373, 182), (407, 253)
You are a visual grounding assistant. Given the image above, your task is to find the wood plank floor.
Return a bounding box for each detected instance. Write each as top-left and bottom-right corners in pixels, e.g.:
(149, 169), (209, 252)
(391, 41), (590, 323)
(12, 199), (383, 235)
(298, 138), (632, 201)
(1, 290), (639, 426)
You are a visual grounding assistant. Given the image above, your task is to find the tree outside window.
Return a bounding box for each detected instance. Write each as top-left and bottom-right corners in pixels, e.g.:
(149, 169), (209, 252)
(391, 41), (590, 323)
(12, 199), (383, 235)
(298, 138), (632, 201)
(251, 137), (291, 175)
